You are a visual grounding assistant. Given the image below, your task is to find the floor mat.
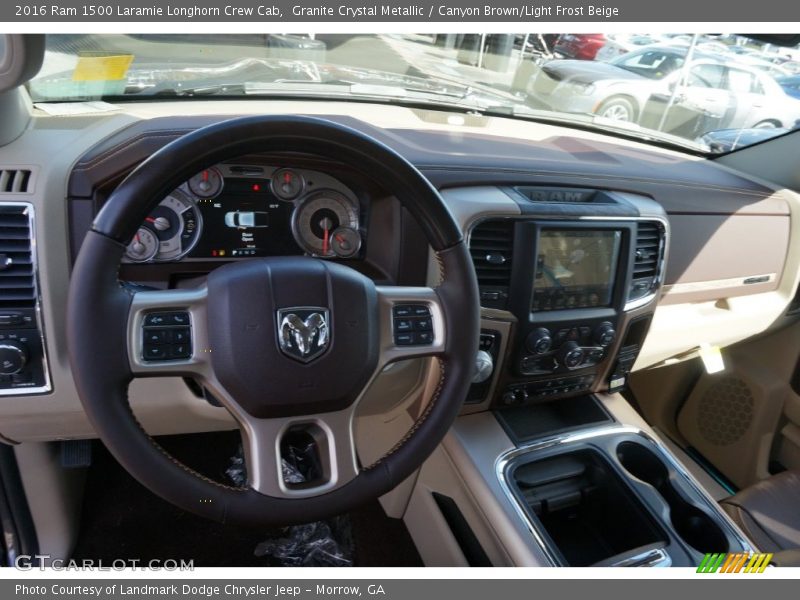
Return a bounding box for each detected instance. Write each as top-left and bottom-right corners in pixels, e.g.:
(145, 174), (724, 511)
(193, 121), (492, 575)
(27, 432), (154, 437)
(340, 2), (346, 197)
(71, 432), (423, 567)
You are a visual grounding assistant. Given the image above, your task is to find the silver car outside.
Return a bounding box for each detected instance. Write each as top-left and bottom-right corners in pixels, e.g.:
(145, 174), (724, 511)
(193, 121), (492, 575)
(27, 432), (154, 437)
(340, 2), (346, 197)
(527, 49), (800, 131)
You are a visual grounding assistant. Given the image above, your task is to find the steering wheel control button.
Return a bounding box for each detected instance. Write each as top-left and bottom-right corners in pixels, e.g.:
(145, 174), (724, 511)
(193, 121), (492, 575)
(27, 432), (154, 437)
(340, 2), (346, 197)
(144, 330), (169, 345)
(143, 346), (167, 360)
(143, 313), (168, 327)
(394, 319), (414, 332)
(142, 311), (192, 362)
(169, 344), (191, 359)
(414, 318), (432, 331)
(392, 306), (413, 317)
(392, 304), (434, 346)
(395, 333), (415, 346)
(171, 328), (190, 343)
(415, 331), (434, 344)
(167, 313), (190, 326)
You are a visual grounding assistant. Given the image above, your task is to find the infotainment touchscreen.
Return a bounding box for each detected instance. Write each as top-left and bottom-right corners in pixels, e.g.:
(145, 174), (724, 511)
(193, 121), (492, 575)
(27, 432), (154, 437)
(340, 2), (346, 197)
(532, 229), (621, 311)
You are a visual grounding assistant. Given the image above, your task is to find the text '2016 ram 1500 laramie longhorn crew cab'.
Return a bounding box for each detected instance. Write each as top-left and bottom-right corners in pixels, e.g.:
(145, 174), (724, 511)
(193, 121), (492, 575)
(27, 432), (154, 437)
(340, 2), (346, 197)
(0, 33), (799, 568)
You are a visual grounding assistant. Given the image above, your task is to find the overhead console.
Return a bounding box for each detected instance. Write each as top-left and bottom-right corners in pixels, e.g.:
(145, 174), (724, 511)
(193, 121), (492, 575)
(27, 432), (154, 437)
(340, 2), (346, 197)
(464, 186), (668, 409)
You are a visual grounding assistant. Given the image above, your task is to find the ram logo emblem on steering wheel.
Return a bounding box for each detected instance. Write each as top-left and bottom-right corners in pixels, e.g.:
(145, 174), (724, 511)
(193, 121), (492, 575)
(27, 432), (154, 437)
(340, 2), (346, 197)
(277, 308), (330, 363)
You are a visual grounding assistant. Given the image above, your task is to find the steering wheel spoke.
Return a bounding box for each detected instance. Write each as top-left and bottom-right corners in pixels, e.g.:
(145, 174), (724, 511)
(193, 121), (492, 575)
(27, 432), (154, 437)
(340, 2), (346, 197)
(236, 407), (360, 498)
(375, 286), (446, 365)
(127, 286), (210, 378)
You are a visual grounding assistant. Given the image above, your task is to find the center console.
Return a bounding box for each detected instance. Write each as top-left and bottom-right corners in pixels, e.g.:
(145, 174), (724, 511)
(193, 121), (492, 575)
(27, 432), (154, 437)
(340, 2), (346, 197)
(410, 186), (754, 567)
(497, 414), (751, 567)
(465, 188), (667, 409)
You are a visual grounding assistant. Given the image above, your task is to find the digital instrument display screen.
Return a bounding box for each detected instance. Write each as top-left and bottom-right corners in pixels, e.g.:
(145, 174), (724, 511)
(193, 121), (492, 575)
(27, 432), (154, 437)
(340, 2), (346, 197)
(190, 178), (299, 258)
(532, 229), (621, 311)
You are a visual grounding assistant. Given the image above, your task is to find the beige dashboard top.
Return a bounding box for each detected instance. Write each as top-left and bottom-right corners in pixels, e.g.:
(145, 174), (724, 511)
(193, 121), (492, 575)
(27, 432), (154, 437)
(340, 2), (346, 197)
(0, 96), (797, 442)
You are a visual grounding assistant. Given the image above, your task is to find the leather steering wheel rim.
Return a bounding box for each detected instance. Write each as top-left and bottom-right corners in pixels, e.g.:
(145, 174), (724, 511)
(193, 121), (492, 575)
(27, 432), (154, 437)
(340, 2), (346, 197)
(67, 115), (480, 526)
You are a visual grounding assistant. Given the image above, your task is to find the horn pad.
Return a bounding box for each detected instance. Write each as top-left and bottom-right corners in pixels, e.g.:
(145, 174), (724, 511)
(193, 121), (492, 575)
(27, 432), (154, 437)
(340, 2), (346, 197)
(205, 257), (379, 418)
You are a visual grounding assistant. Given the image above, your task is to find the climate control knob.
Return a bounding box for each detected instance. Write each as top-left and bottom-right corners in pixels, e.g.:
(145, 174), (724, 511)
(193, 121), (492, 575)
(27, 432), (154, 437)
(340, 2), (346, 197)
(593, 322), (617, 347)
(526, 328), (553, 355)
(558, 342), (585, 370)
(0, 341), (28, 375)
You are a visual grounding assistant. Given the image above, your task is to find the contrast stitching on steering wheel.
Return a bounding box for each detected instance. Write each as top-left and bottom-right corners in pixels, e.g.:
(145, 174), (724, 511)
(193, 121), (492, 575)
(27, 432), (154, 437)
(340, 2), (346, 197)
(433, 250), (446, 286)
(123, 391), (246, 492)
(363, 358), (446, 470)
(364, 248), (449, 470)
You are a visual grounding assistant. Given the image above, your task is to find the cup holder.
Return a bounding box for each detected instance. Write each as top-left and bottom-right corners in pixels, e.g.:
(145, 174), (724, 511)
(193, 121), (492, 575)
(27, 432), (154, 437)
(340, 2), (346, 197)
(616, 441), (729, 554)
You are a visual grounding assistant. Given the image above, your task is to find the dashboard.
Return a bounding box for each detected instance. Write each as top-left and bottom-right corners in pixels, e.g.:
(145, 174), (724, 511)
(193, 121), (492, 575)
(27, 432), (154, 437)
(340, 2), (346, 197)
(0, 100), (798, 446)
(121, 164), (364, 264)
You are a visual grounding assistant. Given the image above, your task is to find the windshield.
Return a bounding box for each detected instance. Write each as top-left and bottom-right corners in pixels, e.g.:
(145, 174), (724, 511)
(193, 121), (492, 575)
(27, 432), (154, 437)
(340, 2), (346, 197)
(29, 33), (800, 154)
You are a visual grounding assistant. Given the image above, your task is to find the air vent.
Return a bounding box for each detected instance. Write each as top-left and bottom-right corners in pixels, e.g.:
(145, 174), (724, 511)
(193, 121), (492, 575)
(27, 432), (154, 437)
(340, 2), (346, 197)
(0, 205), (36, 308)
(0, 169), (32, 194)
(469, 219), (514, 309)
(628, 221), (664, 303)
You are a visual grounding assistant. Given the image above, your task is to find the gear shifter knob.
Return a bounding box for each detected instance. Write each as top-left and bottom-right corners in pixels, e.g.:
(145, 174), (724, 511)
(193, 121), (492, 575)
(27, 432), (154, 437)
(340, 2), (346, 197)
(473, 350), (494, 383)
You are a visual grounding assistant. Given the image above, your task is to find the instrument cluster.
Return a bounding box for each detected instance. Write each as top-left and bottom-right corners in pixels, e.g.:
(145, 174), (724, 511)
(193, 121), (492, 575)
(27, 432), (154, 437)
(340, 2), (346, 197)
(122, 164), (363, 263)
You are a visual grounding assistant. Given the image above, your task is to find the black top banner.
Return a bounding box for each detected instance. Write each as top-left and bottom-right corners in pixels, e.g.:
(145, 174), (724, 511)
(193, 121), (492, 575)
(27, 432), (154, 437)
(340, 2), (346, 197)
(5, 0), (800, 22)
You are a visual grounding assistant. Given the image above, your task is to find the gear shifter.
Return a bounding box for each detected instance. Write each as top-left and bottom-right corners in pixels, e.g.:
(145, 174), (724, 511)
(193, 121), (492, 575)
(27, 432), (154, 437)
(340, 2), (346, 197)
(473, 349), (494, 383)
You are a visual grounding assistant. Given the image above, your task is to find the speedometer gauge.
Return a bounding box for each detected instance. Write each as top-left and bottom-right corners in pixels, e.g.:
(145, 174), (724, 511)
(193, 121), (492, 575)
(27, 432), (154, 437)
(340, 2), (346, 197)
(291, 190), (359, 257)
(144, 189), (202, 262)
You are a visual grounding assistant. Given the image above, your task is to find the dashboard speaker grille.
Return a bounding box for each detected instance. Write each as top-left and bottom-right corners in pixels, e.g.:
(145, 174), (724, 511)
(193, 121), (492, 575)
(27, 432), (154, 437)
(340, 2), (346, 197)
(696, 377), (754, 446)
(0, 205), (36, 308)
(469, 219), (514, 309)
(629, 221), (664, 302)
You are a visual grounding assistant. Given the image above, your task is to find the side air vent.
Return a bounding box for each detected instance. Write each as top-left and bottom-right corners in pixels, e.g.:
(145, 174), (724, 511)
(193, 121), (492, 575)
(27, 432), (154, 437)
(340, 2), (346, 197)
(469, 219), (514, 309)
(0, 169), (33, 194)
(628, 221), (665, 304)
(0, 205), (36, 308)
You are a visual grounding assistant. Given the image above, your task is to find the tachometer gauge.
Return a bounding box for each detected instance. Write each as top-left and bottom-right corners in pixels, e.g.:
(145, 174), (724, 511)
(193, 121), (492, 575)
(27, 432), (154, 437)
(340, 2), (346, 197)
(330, 227), (361, 258)
(292, 190), (359, 257)
(271, 168), (304, 201)
(124, 227), (159, 263)
(145, 189), (203, 262)
(188, 167), (223, 199)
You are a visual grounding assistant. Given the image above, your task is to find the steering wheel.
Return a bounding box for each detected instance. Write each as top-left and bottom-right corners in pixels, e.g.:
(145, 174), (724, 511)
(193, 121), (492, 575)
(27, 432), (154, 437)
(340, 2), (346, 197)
(67, 116), (479, 526)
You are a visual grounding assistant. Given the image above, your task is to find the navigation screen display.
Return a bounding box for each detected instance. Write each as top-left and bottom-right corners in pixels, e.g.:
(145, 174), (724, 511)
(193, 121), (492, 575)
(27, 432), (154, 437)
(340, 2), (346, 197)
(532, 229), (621, 311)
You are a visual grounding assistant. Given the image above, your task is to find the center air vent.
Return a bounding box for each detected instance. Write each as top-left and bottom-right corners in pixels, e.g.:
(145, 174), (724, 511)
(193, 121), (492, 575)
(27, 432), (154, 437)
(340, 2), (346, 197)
(0, 169), (33, 194)
(469, 219), (514, 309)
(629, 221), (665, 303)
(0, 205), (36, 308)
